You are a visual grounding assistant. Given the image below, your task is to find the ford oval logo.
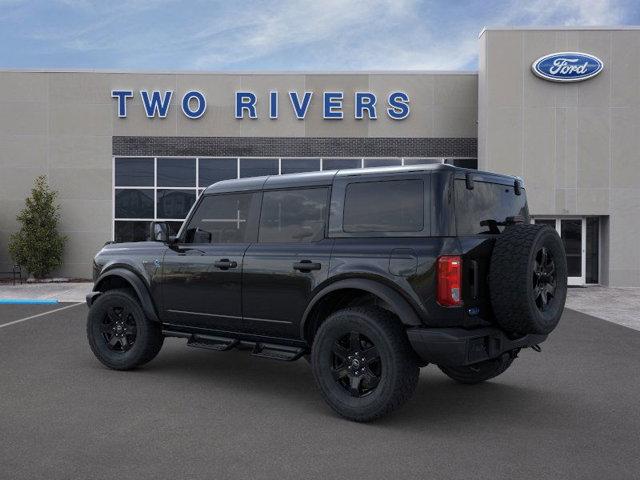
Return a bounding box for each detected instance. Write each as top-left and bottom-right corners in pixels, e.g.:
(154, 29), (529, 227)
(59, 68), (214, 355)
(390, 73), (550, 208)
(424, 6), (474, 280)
(532, 52), (604, 82)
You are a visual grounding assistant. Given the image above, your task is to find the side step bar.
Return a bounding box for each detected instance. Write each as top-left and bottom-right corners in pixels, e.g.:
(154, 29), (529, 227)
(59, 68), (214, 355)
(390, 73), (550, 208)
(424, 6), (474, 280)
(163, 330), (306, 362)
(251, 343), (306, 362)
(187, 334), (238, 351)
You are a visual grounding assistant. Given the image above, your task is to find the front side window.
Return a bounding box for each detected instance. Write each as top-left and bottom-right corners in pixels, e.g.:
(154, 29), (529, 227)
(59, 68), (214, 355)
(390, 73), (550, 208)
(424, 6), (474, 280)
(343, 180), (424, 233)
(259, 188), (328, 243)
(183, 193), (258, 244)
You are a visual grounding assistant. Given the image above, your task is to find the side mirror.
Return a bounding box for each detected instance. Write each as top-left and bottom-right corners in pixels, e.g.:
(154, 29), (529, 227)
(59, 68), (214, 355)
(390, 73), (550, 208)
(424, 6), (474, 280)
(150, 222), (169, 242)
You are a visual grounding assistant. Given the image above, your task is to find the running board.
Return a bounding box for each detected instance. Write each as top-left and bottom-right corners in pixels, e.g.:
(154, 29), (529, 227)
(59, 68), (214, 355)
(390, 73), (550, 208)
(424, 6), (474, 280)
(186, 334), (239, 351)
(163, 329), (307, 362)
(251, 343), (305, 362)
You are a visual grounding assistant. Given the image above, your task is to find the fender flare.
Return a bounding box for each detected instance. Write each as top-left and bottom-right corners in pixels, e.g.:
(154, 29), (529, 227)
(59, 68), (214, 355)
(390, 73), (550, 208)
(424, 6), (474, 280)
(300, 278), (422, 338)
(91, 268), (160, 323)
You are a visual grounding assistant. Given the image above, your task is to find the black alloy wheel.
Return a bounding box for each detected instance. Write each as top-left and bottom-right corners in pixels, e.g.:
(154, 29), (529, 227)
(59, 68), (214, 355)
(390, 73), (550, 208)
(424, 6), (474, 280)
(331, 331), (382, 398)
(87, 289), (164, 370)
(101, 305), (137, 352)
(533, 246), (556, 312)
(311, 306), (419, 422)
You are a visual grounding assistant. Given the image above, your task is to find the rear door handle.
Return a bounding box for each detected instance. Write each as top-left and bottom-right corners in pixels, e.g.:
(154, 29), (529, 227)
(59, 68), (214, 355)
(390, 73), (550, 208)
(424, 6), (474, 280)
(293, 260), (321, 272)
(214, 259), (238, 270)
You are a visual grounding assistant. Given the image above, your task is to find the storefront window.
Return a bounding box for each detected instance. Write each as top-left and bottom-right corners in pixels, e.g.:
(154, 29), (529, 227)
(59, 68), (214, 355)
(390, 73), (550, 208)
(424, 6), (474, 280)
(363, 158), (402, 168)
(199, 158), (237, 187)
(157, 158), (196, 187)
(281, 158), (320, 174)
(115, 158), (154, 186)
(113, 156), (478, 242)
(240, 158), (278, 178)
(323, 158), (361, 170)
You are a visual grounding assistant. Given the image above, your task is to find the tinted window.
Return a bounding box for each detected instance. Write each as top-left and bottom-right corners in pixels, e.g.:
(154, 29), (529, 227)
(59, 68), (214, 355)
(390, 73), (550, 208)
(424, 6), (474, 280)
(447, 158), (478, 169)
(240, 158), (278, 178)
(455, 180), (528, 235)
(199, 158), (237, 187)
(157, 158), (196, 187)
(115, 189), (154, 218)
(115, 158), (154, 186)
(281, 158), (321, 174)
(157, 189), (196, 219)
(404, 158), (442, 166)
(114, 221), (150, 242)
(363, 158), (402, 168)
(343, 180), (424, 233)
(323, 158), (360, 170)
(184, 193), (257, 244)
(259, 188), (328, 243)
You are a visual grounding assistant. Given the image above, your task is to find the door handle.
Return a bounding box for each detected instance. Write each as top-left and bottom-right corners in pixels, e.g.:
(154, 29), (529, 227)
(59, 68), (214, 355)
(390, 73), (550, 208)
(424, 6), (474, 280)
(293, 260), (321, 272)
(214, 259), (238, 270)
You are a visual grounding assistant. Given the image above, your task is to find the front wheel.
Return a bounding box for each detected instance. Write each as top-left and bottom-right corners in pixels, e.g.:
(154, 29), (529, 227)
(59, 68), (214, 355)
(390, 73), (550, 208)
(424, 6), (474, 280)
(311, 306), (419, 422)
(438, 352), (516, 385)
(87, 289), (164, 370)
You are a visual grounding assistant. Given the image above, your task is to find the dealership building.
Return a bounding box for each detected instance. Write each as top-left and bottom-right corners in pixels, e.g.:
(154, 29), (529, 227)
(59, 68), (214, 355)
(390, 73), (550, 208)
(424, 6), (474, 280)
(0, 26), (639, 286)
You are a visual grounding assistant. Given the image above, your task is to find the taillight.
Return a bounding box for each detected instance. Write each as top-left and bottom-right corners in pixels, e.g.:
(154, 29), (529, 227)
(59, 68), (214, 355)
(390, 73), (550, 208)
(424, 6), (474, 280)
(437, 256), (462, 307)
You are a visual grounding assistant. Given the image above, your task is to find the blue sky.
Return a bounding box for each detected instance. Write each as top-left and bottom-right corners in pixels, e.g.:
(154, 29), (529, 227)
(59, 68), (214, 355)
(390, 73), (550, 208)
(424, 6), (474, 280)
(0, 0), (638, 71)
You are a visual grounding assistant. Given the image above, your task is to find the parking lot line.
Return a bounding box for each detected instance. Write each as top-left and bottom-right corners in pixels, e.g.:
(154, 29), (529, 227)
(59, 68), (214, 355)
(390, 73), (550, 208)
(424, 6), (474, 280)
(0, 302), (83, 329)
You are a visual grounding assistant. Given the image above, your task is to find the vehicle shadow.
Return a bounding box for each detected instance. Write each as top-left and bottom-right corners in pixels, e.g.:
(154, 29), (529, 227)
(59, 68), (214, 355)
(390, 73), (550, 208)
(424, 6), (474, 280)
(135, 341), (580, 431)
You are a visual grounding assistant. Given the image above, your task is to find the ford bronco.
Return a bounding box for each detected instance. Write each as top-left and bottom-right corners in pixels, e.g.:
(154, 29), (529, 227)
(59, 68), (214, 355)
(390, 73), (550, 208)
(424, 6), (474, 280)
(86, 164), (567, 421)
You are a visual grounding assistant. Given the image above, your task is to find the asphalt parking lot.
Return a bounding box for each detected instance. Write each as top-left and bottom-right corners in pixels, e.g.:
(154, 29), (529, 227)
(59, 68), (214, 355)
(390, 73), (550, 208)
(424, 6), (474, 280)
(1, 304), (639, 480)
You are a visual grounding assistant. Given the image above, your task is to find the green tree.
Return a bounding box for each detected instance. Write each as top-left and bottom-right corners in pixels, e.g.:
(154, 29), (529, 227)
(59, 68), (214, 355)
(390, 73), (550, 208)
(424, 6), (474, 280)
(9, 175), (67, 278)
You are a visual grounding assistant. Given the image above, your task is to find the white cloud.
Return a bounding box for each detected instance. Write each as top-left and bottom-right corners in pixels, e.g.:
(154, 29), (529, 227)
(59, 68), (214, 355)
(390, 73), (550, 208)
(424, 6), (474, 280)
(10, 0), (632, 70)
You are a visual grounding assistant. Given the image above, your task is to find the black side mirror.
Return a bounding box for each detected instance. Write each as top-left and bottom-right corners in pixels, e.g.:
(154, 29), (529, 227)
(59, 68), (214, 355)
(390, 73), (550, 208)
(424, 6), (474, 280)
(150, 222), (169, 242)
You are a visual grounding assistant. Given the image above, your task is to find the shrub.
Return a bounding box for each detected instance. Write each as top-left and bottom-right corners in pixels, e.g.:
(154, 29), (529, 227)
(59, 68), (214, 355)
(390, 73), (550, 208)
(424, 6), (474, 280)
(8, 175), (67, 278)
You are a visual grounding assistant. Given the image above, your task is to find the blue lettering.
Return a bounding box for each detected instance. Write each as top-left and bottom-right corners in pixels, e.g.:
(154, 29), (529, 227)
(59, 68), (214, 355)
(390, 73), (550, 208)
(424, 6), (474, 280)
(269, 91), (278, 119)
(323, 92), (343, 119)
(387, 91), (410, 120)
(111, 90), (133, 118)
(181, 90), (206, 119)
(140, 90), (173, 118)
(235, 91), (257, 119)
(355, 92), (377, 120)
(289, 91), (313, 119)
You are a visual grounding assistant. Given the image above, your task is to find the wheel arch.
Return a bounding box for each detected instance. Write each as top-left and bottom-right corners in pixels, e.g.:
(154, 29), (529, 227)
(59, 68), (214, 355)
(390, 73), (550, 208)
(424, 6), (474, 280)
(91, 268), (160, 323)
(300, 278), (422, 343)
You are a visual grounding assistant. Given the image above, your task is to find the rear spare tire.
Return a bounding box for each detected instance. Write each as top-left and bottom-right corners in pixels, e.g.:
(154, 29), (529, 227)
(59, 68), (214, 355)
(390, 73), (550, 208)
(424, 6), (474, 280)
(489, 224), (567, 335)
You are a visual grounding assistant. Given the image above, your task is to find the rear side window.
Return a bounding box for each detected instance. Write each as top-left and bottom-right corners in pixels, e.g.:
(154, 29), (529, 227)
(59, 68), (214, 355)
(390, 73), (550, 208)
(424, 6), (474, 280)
(455, 180), (528, 235)
(259, 188), (329, 243)
(184, 193), (258, 244)
(343, 180), (424, 233)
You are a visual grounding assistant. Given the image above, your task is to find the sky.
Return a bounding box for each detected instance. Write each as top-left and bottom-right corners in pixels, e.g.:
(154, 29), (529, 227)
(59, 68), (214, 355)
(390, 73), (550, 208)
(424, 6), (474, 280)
(0, 0), (638, 71)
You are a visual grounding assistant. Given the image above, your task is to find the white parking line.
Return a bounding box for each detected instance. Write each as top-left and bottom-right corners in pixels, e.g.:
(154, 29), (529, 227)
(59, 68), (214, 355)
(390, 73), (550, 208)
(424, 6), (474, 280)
(0, 302), (83, 329)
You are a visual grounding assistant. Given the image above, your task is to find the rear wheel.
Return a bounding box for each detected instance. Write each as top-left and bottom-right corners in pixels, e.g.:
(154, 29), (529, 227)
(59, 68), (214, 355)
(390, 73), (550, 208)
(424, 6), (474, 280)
(438, 352), (516, 385)
(311, 306), (419, 422)
(87, 289), (164, 370)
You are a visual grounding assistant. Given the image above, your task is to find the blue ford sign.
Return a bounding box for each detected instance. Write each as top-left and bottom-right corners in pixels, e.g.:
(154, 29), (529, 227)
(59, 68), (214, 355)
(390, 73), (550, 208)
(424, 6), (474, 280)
(531, 52), (604, 82)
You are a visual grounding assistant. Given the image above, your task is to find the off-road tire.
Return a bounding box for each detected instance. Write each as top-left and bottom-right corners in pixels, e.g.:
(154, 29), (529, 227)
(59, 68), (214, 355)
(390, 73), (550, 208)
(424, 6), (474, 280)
(489, 224), (567, 335)
(438, 352), (516, 385)
(311, 306), (419, 422)
(87, 289), (164, 370)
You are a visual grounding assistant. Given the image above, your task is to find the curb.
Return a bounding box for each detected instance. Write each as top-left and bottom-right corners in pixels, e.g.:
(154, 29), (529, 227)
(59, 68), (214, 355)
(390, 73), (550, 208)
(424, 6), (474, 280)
(0, 299), (59, 305)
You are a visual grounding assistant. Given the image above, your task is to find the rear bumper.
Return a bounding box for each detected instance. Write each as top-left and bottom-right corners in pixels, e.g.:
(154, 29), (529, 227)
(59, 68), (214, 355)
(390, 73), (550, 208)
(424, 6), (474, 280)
(406, 326), (547, 367)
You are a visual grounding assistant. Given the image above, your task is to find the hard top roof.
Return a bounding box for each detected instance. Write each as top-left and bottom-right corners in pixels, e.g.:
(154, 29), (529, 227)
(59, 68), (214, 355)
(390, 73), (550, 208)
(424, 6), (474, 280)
(203, 163), (518, 194)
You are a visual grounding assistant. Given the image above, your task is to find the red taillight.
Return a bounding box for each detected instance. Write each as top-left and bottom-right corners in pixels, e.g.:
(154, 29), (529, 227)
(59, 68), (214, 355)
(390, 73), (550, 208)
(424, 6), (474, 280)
(437, 256), (462, 307)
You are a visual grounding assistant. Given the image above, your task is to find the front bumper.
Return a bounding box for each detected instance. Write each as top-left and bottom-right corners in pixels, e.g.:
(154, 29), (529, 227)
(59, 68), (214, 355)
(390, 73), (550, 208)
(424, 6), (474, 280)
(407, 326), (547, 367)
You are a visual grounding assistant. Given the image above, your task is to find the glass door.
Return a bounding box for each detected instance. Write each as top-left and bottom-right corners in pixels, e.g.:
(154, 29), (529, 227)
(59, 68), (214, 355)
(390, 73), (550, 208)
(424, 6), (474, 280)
(534, 218), (586, 286)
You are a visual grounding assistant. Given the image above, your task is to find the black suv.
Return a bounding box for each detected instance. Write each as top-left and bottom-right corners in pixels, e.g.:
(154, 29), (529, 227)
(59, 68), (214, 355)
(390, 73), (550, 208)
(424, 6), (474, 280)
(87, 165), (567, 421)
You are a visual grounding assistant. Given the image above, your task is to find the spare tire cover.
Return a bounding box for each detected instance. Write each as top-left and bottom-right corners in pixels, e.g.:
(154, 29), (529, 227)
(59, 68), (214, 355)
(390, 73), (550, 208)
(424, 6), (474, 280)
(489, 224), (567, 335)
